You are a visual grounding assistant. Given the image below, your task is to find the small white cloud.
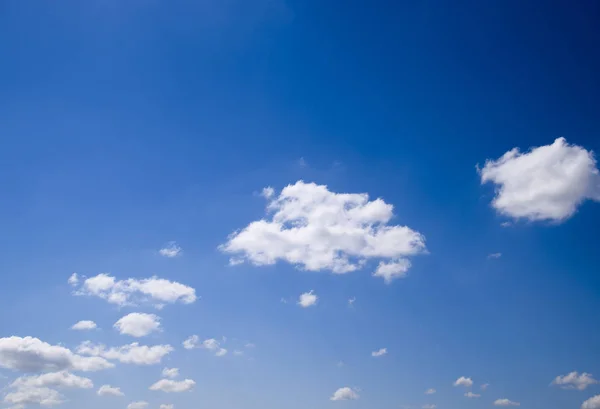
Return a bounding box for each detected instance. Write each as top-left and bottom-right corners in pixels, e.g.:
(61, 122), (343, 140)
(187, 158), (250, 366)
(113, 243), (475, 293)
(373, 259), (411, 283)
(128, 401), (148, 409)
(68, 273), (79, 287)
(298, 290), (318, 308)
(183, 335), (199, 350)
(97, 385), (124, 396)
(494, 398), (520, 406)
(160, 404), (174, 409)
(233, 350), (243, 356)
(500, 222), (512, 227)
(261, 187), (275, 199)
(11, 371), (93, 389)
(479, 137), (600, 222)
(330, 387), (359, 401)
(183, 336), (227, 356)
(371, 348), (387, 357)
(73, 273), (196, 307)
(465, 392), (481, 398)
(76, 341), (173, 365)
(149, 379), (195, 393)
(488, 252), (502, 259)
(454, 377), (473, 387)
(159, 242), (182, 258)
(71, 320), (97, 331)
(348, 297), (356, 306)
(582, 395), (600, 409)
(422, 405), (436, 409)
(114, 313), (161, 338)
(162, 368), (179, 379)
(425, 388), (436, 395)
(552, 371), (598, 391)
(481, 383), (490, 390)
(4, 386), (64, 407)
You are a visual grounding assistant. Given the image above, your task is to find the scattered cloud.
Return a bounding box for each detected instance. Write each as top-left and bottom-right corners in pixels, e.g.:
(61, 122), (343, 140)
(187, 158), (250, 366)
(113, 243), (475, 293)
(373, 259), (412, 283)
(261, 187), (275, 199)
(162, 368), (179, 379)
(128, 401), (149, 409)
(68, 273), (79, 287)
(71, 320), (97, 331)
(552, 371), (598, 390)
(76, 341), (173, 365)
(298, 290), (318, 308)
(149, 379), (195, 393)
(465, 392), (481, 398)
(454, 377), (473, 387)
(479, 137), (600, 222)
(488, 252), (502, 259)
(183, 335), (199, 350)
(159, 242), (182, 258)
(97, 385), (124, 396)
(0, 336), (113, 372)
(4, 386), (64, 407)
(182, 336), (227, 356)
(220, 181), (426, 277)
(114, 313), (161, 338)
(425, 388), (436, 395)
(582, 395), (600, 409)
(371, 348), (387, 357)
(11, 371), (93, 389)
(494, 398), (520, 406)
(330, 387), (359, 401)
(72, 273), (197, 307)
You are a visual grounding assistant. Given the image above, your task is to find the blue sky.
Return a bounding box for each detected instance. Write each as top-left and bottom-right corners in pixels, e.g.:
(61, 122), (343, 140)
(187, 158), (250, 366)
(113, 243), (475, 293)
(1, 1), (600, 409)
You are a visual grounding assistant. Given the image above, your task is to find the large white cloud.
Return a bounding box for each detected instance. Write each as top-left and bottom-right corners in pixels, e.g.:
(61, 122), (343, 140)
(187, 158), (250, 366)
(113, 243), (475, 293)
(149, 379), (195, 393)
(11, 371), (93, 389)
(4, 386), (64, 407)
(97, 385), (124, 396)
(76, 341), (173, 365)
(479, 137), (600, 222)
(330, 387), (359, 401)
(552, 371), (598, 390)
(0, 336), (113, 373)
(220, 181), (426, 281)
(72, 274), (196, 307)
(583, 395), (600, 409)
(114, 313), (161, 338)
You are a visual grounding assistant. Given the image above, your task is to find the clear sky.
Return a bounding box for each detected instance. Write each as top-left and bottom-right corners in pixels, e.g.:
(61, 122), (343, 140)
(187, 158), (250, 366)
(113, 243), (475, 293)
(1, 1), (600, 409)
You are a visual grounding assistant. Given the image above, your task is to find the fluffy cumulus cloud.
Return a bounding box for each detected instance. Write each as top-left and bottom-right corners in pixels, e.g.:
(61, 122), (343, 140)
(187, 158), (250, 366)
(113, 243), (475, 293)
(465, 392), (481, 398)
(114, 313), (162, 338)
(72, 273), (196, 307)
(454, 377), (473, 387)
(71, 320), (97, 331)
(298, 290), (318, 308)
(159, 242), (182, 258)
(582, 395), (600, 409)
(373, 259), (411, 283)
(11, 371), (93, 389)
(0, 336), (113, 373)
(220, 181), (426, 281)
(330, 387), (359, 401)
(494, 398), (520, 406)
(128, 401), (149, 409)
(97, 384), (124, 396)
(4, 386), (64, 407)
(76, 341), (173, 365)
(479, 137), (600, 222)
(182, 335), (199, 350)
(371, 348), (387, 357)
(162, 368), (179, 379)
(182, 336), (226, 356)
(425, 388), (436, 395)
(149, 379), (195, 393)
(552, 371), (598, 390)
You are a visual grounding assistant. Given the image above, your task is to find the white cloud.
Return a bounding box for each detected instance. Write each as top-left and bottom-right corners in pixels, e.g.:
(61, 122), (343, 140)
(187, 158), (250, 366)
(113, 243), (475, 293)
(552, 372), (598, 391)
(261, 187), (275, 199)
(371, 348), (387, 357)
(454, 377), (473, 387)
(583, 395), (600, 409)
(298, 290), (318, 308)
(162, 368), (179, 379)
(73, 274), (196, 307)
(373, 259), (411, 283)
(68, 273), (79, 287)
(425, 388), (436, 395)
(97, 385), (124, 396)
(160, 405), (174, 409)
(479, 137), (600, 222)
(465, 392), (481, 398)
(11, 371), (93, 389)
(128, 401), (148, 409)
(422, 405), (436, 409)
(220, 181), (426, 276)
(488, 252), (502, 259)
(114, 313), (161, 338)
(348, 297), (356, 306)
(494, 399), (520, 406)
(71, 320), (97, 331)
(0, 336), (113, 372)
(4, 386), (64, 407)
(182, 335), (199, 350)
(149, 379), (195, 393)
(76, 341), (173, 365)
(481, 383), (490, 390)
(330, 387), (359, 401)
(182, 337), (226, 356)
(159, 242), (182, 258)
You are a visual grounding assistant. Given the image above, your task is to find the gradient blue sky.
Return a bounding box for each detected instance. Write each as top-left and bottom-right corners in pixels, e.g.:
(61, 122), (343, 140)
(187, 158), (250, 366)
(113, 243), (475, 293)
(1, 1), (600, 409)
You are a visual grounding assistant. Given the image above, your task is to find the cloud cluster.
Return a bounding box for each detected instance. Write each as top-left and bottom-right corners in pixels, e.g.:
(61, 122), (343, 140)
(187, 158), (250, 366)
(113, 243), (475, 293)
(182, 336), (227, 356)
(479, 137), (600, 222)
(4, 371), (93, 408)
(220, 181), (426, 281)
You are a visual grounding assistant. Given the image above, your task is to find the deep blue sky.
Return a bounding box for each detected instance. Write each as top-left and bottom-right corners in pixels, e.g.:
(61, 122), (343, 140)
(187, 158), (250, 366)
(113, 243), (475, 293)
(1, 1), (600, 409)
